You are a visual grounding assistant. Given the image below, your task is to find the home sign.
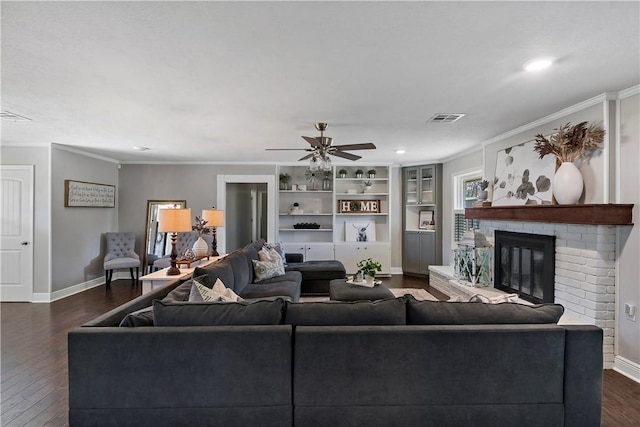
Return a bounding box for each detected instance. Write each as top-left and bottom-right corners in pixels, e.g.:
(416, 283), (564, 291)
(338, 199), (380, 213)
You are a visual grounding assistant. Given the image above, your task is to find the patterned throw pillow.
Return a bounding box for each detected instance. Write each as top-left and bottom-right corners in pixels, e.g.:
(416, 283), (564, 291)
(193, 277), (243, 302)
(259, 246), (284, 264)
(263, 242), (286, 265)
(252, 259), (285, 282)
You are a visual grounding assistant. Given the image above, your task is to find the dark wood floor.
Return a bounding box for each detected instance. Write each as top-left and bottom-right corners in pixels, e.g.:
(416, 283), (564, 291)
(2, 276), (639, 426)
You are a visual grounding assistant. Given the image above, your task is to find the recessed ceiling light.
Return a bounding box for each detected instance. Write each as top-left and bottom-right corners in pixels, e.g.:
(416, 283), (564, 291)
(523, 58), (554, 72)
(132, 146), (150, 151)
(395, 149), (406, 154)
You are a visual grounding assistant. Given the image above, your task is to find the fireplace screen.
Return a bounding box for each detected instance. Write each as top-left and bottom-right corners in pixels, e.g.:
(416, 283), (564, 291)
(494, 231), (555, 304)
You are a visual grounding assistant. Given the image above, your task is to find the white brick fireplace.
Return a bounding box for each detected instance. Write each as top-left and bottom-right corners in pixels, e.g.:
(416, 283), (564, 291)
(477, 220), (616, 367)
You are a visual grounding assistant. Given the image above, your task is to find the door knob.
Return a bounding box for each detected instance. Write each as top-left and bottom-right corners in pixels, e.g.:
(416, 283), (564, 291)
(21, 241), (29, 246)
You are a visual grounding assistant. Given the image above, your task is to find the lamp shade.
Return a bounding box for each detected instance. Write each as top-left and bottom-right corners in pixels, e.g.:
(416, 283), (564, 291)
(202, 209), (224, 227)
(158, 208), (192, 233)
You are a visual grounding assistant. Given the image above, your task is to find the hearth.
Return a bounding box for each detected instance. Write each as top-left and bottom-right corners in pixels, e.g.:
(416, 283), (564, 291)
(494, 231), (555, 304)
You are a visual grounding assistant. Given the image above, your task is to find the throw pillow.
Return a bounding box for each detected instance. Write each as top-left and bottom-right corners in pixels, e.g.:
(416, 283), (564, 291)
(119, 306), (154, 327)
(194, 280), (224, 302)
(264, 242), (286, 265)
(259, 246), (284, 265)
(253, 259), (285, 282)
(191, 277), (243, 302)
(468, 293), (519, 304)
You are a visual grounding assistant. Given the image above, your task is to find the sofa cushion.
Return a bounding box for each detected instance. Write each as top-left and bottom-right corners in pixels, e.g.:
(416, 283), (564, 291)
(284, 298), (406, 326)
(193, 260), (235, 291)
(241, 281), (301, 302)
(161, 280), (194, 302)
(224, 249), (253, 294)
(153, 298), (285, 326)
(406, 297), (564, 325)
(119, 306), (154, 327)
(253, 259), (286, 281)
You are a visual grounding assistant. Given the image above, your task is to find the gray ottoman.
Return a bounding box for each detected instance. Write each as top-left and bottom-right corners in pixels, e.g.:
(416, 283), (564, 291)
(286, 260), (346, 295)
(329, 279), (394, 301)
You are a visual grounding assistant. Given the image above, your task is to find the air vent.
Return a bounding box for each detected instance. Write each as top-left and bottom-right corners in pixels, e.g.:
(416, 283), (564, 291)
(1, 111), (32, 121)
(428, 113), (465, 123)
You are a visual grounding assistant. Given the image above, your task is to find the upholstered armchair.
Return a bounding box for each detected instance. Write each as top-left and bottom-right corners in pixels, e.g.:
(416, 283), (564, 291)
(103, 232), (141, 288)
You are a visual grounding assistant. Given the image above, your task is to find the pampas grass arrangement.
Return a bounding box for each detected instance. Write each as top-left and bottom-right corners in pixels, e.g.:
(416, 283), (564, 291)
(533, 121), (605, 163)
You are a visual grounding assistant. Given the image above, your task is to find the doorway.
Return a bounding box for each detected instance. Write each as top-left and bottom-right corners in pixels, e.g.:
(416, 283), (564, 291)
(225, 183), (268, 251)
(216, 174), (276, 254)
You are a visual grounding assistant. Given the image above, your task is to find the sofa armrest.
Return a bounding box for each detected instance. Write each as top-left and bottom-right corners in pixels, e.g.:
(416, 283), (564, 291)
(563, 325), (603, 427)
(285, 253), (304, 263)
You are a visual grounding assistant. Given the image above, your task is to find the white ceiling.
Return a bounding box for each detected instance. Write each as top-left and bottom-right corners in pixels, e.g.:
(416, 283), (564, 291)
(2, 1), (639, 165)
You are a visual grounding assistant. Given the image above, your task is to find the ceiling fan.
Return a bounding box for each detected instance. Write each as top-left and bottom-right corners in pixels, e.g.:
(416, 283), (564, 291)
(266, 123), (376, 162)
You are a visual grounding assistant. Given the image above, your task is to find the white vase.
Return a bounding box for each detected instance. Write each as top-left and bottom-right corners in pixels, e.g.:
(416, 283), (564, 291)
(192, 236), (208, 257)
(553, 162), (583, 204)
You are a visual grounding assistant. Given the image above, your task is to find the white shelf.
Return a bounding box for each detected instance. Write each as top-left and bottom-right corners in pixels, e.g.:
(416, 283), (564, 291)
(335, 192), (389, 196)
(335, 177), (388, 181)
(335, 212), (388, 216)
(279, 212), (333, 216)
(279, 190), (332, 193)
(279, 228), (333, 232)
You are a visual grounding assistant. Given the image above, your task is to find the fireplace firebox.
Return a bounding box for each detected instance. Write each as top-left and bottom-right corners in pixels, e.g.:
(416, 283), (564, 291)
(494, 231), (555, 304)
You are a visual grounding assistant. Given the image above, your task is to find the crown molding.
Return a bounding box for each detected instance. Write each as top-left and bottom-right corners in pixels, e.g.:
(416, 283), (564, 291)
(52, 144), (120, 164)
(618, 85), (640, 99)
(481, 92), (616, 147)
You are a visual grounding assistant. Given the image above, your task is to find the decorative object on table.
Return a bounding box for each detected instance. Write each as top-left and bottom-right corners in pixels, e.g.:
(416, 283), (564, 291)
(453, 229), (491, 287)
(356, 257), (382, 285)
(338, 169), (348, 178)
(477, 180), (489, 201)
(367, 169), (376, 179)
(293, 222), (321, 229)
(157, 208), (192, 275)
(201, 208), (224, 256)
(182, 248), (195, 261)
(191, 215), (211, 257)
(533, 121), (605, 205)
(279, 173), (291, 190)
(362, 180), (373, 192)
(353, 270), (364, 283)
(492, 139), (554, 206)
(289, 202), (302, 215)
(305, 168), (319, 190)
(322, 170), (332, 191)
(345, 220), (376, 242)
(355, 169), (364, 178)
(419, 210), (434, 229)
(338, 199), (380, 213)
(64, 179), (115, 208)
(265, 123), (376, 169)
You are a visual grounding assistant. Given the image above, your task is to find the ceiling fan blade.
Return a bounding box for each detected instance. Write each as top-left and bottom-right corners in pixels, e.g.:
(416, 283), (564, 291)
(266, 148), (311, 151)
(331, 143), (377, 151)
(302, 136), (321, 148)
(331, 150), (361, 161)
(298, 153), (315, 161)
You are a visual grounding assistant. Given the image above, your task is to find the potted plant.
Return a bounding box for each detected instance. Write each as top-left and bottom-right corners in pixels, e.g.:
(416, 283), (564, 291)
(477, 179), (489, 201)
(363, 180), (373, 192)
(338, 169), (348, 178)
(279, 173), (291, 190)
(533, 121), (605, 204)
(191, 216), (211, 257)
(356, 258), (382, 284)
(367, 169), (376, 179)
(355, 169), (364, 179)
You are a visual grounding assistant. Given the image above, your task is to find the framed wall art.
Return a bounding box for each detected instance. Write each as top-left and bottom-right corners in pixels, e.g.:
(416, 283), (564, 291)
(345, 220), (376, 242)
(419, 210), (434, 229)
(491, 140), (555, 206)
(64, 179), (116, 207)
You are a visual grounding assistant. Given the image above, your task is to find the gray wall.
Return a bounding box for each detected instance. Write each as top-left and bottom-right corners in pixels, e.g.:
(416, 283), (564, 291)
(118, 164), (276, 257)
(617, 92), (640, 365)
(50, 146), (118, 291)
(389, 166), (402, 271)
(441, 150), (483, 265)
(0, 146), (51, 295)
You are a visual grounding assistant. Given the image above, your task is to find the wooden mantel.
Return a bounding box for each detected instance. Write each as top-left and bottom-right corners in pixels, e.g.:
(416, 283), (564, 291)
(465, 204), (634, 226)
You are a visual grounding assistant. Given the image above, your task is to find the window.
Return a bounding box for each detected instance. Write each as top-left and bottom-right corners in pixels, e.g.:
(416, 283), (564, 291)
(453, 169), (482, 242)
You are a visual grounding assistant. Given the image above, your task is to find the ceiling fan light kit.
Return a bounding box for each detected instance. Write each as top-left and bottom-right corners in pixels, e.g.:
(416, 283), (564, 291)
(267, 123), (377, 169)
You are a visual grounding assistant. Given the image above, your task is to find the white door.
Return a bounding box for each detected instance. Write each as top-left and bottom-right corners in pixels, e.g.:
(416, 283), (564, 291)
(0, 166), (34, 301)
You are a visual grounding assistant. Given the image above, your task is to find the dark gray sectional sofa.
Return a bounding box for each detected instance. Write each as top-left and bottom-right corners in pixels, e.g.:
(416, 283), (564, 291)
(68, 276), (603, 427)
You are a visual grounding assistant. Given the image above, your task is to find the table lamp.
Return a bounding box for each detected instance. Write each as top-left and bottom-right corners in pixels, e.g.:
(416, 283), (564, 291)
(158, 208), (192, 275)
(202, 208), (224, 256)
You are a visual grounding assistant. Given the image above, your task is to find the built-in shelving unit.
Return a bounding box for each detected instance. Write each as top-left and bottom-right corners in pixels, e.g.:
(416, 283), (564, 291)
(277, 165), (391, 273)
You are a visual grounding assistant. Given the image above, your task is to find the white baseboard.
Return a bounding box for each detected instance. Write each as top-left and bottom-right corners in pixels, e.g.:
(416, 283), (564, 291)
(32, 272), (133, 303)
(613, 355), (640, 384)
(390, 267), (403, 275)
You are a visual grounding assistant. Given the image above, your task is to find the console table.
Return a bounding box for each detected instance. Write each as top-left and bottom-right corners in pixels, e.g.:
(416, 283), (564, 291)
(140, 255), (225, 294)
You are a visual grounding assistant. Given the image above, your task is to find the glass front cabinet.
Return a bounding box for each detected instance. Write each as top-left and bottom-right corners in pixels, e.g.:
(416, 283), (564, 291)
(404, 165), (436, 206)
